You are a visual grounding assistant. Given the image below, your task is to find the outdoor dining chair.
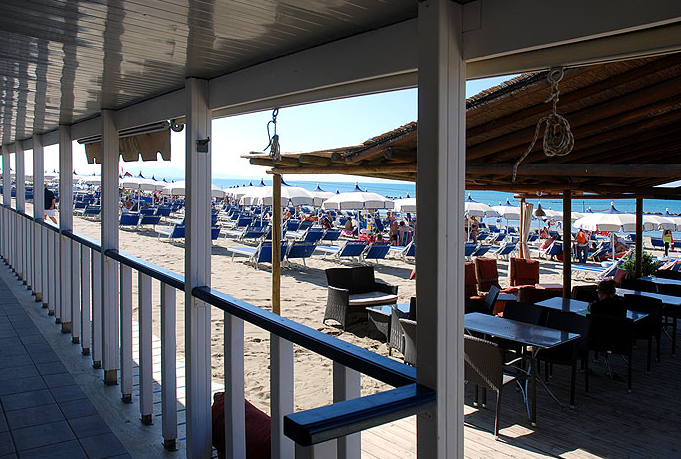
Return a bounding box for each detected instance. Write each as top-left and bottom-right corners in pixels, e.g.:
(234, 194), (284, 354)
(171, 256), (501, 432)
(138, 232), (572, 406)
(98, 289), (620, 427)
(623, 294), (664, 372)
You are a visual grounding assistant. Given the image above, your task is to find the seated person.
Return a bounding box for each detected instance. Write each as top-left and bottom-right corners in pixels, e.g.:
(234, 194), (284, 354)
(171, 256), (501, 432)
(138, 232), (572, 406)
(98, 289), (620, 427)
(588, 279), (626, 318)
(613, 235), (628, 255)
(539, 235), (555, 251)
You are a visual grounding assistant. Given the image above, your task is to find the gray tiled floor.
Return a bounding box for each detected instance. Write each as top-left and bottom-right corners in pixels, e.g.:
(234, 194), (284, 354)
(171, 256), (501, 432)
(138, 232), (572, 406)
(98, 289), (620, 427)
(0, 277), (130, 458)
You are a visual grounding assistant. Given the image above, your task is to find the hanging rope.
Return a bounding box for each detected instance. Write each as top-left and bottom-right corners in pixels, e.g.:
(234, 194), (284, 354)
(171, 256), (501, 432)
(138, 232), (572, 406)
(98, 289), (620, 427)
(263, 108), (281, 162)
(512, 67), (574, 182)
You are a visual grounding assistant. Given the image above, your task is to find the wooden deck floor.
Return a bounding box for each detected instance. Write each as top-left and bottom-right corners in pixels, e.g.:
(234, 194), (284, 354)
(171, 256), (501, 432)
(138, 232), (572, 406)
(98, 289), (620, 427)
(363, 331), (681, 458)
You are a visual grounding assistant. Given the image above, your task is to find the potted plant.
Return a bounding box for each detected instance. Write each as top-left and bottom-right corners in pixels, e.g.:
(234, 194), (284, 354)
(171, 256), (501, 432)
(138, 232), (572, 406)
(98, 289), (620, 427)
(621, 251), (660, 278)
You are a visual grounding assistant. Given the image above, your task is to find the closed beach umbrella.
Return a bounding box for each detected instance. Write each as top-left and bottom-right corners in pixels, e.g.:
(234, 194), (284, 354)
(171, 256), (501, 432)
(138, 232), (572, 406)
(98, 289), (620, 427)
(322, 191), (394, 210)
(464, 194), (499, 217)
(394, 197), (417, 213)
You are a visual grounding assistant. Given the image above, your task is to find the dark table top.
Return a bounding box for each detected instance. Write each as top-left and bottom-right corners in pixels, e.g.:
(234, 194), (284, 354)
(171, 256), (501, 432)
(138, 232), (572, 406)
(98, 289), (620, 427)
(366, 303), (410, 316)
(616, 288), (681, 306)
(464, 312), (579, 349)
(536, 297), (648, 322)
(639, 276), (681, 287)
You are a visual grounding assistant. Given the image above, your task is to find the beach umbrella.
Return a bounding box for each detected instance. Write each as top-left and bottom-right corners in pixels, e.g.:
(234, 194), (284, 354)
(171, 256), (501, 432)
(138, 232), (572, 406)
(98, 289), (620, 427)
(321, 191), (394, 210)
(255, 186), (315, 206)
(492, 198), (521, 220)
(162, 180), (224, 198)
(239, 186), (267, 205)
(80, 174), (101, 185)
(464, 194), (499, 217)
(664, 209), (681, 230)
(120, 176), (158, 191)
(643, 214), (676, 230)
(393, 197), (416, 213)
(308, 183), (335, 206)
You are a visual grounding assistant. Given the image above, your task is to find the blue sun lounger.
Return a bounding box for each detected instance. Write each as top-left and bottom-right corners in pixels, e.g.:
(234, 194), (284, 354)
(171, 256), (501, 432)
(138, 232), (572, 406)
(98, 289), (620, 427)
(490, 241), (517, 259)
(285, 241), (317, 268)
(80, 205), (101, 219)
(139, 215), (161, 229)
(362, 242), (391, 263)
(119, 213), (140, 229)
(471, 244), (492, 258)
(316, 241), (367, 263)
(157, 225), (185, 243)
(321, 229), (342, 244)
(388, 242), (416, 262)
(228, 241), (288, 270)
(465, 242), (478, 259)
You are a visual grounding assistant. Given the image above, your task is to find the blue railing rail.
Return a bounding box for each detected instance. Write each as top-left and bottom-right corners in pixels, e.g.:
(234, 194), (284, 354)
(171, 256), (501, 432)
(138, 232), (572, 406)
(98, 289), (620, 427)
(5, 204), (431, 447)
(284, 383), (435, 446)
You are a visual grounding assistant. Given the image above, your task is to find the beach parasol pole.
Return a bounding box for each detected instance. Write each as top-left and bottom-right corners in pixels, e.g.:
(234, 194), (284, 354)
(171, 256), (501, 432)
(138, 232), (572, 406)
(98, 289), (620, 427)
(272, 173), (281, 316)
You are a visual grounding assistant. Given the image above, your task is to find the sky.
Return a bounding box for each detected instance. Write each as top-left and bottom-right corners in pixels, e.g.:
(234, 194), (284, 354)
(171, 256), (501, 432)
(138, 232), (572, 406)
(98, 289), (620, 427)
(30, 75), (515, 183)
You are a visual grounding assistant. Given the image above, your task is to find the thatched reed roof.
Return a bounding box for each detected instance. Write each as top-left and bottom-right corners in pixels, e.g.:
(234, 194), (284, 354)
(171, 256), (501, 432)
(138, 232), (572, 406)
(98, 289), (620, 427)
(247, 53), (681, 199)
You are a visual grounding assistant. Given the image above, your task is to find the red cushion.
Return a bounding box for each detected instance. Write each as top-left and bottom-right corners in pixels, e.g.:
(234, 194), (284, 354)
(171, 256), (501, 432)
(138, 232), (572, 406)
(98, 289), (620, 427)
(510, 257), (540, 287)
(464, 262), (478, 297)
(475, 258), (500, 293)
(612, 269), (628, 286)
(212, 392), (272, 459)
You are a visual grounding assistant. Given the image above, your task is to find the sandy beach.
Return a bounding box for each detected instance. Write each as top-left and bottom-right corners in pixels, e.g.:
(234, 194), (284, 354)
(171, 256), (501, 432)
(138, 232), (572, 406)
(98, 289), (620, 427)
(27, 203), (665, 416)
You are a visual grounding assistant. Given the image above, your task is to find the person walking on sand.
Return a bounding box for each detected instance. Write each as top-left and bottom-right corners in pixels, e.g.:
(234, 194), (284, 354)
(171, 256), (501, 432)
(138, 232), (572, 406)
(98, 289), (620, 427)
(575, 228), (588, 263)
(663, 229), (673, 257)
(44, 185), (57, 224)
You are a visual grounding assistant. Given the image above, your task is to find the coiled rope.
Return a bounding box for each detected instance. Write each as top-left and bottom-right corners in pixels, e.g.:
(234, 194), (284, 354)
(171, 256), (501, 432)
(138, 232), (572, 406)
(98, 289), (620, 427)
(512, 68), (574, 182)
(264, 108), (281, 162)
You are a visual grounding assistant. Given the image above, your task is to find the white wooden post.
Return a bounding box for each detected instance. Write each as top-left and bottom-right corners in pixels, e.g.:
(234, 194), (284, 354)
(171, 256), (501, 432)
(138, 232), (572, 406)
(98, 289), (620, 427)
(417, 1), (466, 457)
(53, 230), (61, 323)
(15, 141), (24, 282)
(71, 240), (81, 343)
(81, 246), (91, 355)
(101, 109), (120, 385)
(138, 272), (153, 424)
(41, 226), (49, 309)
(184, 77), (213, 458)
(92, 250), (103, 368)
(224, 312), (245, 458)
(161, 283), (177, 450)
(59, 125), (73, 333)
(295, 442), (336, 459)
(120, 264), (133, 402)
(333, 363), (361, 459)
(2, 146), (9, 265)
(33, 134), (44, 302)
(271, 336), (294, 458)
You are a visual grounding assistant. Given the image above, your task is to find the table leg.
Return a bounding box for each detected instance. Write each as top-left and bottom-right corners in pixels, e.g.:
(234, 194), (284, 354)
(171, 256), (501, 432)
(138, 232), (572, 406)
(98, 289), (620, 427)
(531, 352), (537, 426)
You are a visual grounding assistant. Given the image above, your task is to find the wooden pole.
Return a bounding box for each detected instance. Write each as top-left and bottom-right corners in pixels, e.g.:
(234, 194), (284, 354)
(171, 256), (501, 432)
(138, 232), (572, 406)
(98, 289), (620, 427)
(519, 197), (526, 258)
(272, 173), (282, 315)
(635, 198), (643, 278)
(563, 190), (572, 299)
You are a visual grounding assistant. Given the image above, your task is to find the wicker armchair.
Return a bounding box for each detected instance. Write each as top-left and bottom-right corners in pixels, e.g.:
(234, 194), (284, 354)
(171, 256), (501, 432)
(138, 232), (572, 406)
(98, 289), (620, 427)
(399, 318), (417, 366)
(324, 266), (398, 330)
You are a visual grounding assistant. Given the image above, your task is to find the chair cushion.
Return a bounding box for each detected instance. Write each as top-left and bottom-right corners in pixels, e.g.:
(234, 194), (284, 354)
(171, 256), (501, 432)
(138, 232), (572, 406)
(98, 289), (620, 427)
(212, 392), (271, 459)
(510, 257), (540, 287)
(465, 262), (478, 298)
(349, 292), (398, 306)
(351, 266), (377, 294)
(475, 258), (500, 293)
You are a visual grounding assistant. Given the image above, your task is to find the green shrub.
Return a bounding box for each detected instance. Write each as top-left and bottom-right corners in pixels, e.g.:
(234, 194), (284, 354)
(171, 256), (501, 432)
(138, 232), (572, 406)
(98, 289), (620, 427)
(621, 251), (660, 277)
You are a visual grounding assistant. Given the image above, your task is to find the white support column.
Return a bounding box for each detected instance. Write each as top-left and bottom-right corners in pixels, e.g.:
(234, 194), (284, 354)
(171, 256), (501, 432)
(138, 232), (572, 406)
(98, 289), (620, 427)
(120, 264), (133, 402)
(59, 125), (73, 333)
(184, 77), (213, 459)
(138, 273), (153, 424)
(41, 226), (48, 308)
(51, 231), (60, 319)
(33, 134), (44, 302)
(224, 313), (245, 459)
(81, 246), (91, 355)
(161, 283), (177, 451)
(271, 336), (294, 459)
(101, 110), (120, 385)
(71, 240), (81, 343)
(2, 146), (9, 265)
(15, 142), (24, 281)
(416, 1), (466, 458)
(333, 363), (361, 459)
(92, 250), (103, 368)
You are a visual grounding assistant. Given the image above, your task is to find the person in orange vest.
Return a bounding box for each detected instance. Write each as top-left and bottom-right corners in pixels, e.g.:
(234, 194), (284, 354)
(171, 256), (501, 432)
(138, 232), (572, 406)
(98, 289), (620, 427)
(575, 228), (588, 263)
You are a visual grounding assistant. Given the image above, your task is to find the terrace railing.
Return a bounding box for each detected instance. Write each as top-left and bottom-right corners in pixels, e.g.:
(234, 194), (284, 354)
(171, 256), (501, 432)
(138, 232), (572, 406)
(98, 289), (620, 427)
(0, 204), (435, 458)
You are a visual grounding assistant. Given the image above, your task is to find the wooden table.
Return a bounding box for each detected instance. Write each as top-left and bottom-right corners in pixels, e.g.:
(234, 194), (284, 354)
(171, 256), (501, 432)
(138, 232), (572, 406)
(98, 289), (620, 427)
(535, 283), (563, 291)
(536, 297), (648, 322)
(464, 312), (579, 425)
(639, 276), (681, 287)
(617, 287), (681, 355)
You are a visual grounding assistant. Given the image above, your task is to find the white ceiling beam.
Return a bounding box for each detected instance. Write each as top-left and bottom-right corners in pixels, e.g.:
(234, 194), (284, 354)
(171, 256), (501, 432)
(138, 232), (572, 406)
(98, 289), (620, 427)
(462, 0), (681, 63)
(209, 19), (418, 118)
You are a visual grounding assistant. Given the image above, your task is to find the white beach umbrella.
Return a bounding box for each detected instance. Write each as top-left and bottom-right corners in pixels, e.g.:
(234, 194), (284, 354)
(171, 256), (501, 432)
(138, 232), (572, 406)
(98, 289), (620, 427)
(322, 191), (394, 210)
(573, 203), (651, 232)
(239, 186), (267, 206)
(643, 214), (676, 230)
(492, 198), (521, 220)
(309, 183), (335, 206)
(80, 174), (101, 185)
(120, 176), (158, 191)
(393, 197), (417, 213)
(664, 209), (681, 230)
(464, 194), (499, 217)
(162, 180), (224, 197)
(255, 186), (314, 206)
